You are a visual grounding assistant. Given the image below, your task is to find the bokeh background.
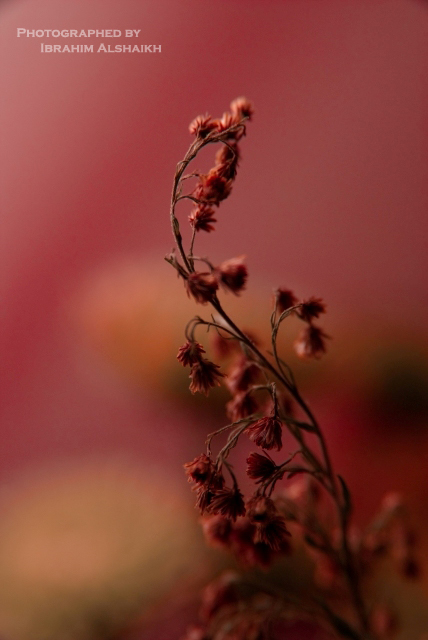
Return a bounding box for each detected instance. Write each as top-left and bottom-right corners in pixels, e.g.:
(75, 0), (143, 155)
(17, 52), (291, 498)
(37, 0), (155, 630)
(1, 0), (428, 638)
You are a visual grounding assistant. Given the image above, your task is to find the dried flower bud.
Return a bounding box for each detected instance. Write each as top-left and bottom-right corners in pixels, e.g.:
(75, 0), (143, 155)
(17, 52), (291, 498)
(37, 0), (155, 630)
(226, 356), (260, 394)
(193, 169), (233, 206)
(275, 288), (297, 313)
(254, 516), (291, 551)
(184, 453), (215, 485)
(294, 325), (329, 359)
(215, 143), (240, 180)
(195, 486), (216, 514)
(226, 391), (258, 421)
(189, 358), (225, 395)
(246, 495), (277, 522)
(189, 205), (217, 233)
(298, 297), (326, 322)
(230, 96), (254, 121)
(185, 271), (218, 304)
(246, 452), (277, 483)
(209, 486), (246, 521)
(189, 114), (218, 138)
(246, 415), (283, 451)
(195, 473), (224, 514)
(217, 256), (248, 295)
(215, 111), (244, 141)
(177, 340), (205, 367)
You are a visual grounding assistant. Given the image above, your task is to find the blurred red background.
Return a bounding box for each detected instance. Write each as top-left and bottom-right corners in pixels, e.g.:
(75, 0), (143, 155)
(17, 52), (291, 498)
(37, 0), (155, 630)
(1, 0), (428, 637)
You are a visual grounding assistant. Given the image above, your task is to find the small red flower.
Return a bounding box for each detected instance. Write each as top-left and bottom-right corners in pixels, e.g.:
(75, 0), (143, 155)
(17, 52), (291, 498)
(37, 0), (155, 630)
(185, 271), (218, 304)
(298, 297), (326, 322)
(189, 114), (218, 138)
(189, 359), (225, 395)
(254, 516), (291, 551)
(195, 471), (224, 514)
(184, 453), (214, 485)
(230, 96), (254, 121)
(246, 415), (283, 451)
(246, 497), (291, 551)
(189, 205), (217, 233)
(217, 256), (248, 295)
(274, 288), (297, 313)
(193, 169), (233, 205)
(195, 486), (216, 514)
(246, 452), (277, 483)
(214, 111), (244, 141)
(294, 325), (329, 359)
(209, 486), (246, 521)
(246, 496), (277, 522)
(177, 340), (205, 367)
(226, 391), (258, 421)
(215, 143), (240, 180)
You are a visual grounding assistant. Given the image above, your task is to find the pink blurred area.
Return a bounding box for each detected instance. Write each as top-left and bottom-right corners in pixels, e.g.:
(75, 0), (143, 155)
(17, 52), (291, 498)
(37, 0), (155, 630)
(1, 0), (427, 475)
(1, 0), (428, 636)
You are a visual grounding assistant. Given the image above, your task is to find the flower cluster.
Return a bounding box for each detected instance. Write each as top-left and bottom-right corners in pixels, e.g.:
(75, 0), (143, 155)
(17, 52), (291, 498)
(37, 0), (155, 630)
(167, 100), (420, 640)
(273, 288), (329, 360)
(183, 257), (248, 305)
(182, 571), (280, 640)
(177, 341), (225, 395)
(184, 454), (245, 521)
(188, 97), (253, 230)
(201, 496), (290, 567)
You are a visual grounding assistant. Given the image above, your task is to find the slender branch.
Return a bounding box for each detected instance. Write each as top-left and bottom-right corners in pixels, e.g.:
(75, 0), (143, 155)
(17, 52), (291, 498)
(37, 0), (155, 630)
(167, 110), (371, 638)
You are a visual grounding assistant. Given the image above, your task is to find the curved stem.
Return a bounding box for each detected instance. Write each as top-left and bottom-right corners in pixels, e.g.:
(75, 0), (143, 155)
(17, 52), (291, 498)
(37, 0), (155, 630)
(168, 123), (370, 638)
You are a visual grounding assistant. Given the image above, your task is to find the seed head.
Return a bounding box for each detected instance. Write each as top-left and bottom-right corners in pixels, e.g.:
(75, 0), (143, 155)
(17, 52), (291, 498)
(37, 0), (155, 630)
(193, 169), (233, 206)
(230, 96), (254, 121)
(189, 358), (225, 395)
(274, 288), (297, 313)
(246, 415), (283, 451)
(209, 486), (246, 521)
(217, 256), (248, 295)
(246, 452), (277, 483)
(298, 297), (326, 322)
(189, 114), (218, 138)
(294, 325), (329, 359)
(184, 453), (215, 485)
(177, 340), (205, 367)
(185, 271), (218, 304)
(189, 205), (217, 233)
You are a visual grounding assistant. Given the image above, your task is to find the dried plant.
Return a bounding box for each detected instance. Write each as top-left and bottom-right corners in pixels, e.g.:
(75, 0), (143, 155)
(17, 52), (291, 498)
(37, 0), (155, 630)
(165, 99), (419, 640)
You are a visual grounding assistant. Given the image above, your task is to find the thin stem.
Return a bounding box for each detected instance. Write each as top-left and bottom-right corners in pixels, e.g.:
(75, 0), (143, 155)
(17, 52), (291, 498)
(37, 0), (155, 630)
(206, 416), (256, 457)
